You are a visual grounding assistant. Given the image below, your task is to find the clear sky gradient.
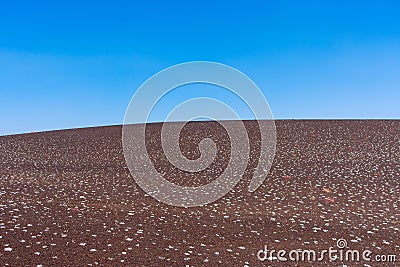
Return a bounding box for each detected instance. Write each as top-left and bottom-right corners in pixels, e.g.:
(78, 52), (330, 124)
(1, 0), (399, 135)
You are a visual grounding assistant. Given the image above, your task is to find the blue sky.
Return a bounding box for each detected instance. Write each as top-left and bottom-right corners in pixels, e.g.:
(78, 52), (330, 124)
(1, 0), (399, 135)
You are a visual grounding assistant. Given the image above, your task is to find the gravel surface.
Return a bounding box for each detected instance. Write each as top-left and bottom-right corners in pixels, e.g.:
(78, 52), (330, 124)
(0, 120), (399, 266)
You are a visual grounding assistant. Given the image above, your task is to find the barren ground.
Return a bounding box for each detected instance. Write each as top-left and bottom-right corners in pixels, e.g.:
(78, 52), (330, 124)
(0, 120), (399, 266)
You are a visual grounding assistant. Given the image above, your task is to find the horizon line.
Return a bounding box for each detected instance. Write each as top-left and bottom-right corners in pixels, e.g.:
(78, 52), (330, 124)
(2, 118), (400, 137)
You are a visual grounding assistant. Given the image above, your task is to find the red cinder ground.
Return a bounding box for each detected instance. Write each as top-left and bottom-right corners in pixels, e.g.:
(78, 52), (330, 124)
(0, 121), (399, 266)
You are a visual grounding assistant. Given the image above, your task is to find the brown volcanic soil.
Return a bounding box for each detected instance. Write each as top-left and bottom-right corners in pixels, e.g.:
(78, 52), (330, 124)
(0, 120), (399, 266)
